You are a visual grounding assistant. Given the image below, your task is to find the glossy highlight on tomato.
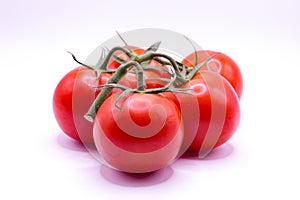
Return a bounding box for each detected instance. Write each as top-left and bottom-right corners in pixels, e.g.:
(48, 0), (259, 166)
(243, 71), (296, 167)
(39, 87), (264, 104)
(182, 50), (243, 99)
(53, 66), (111, 143)
(166, 71), (240, 154)
(93, 93), (184, 173)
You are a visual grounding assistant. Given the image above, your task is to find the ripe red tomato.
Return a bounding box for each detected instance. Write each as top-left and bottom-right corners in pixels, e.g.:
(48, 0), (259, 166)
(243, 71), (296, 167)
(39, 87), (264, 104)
(182, 50), (243, 99)
(166, 71), (240, 155)
(93, 93), (183, 173)
(53, 66), (111, 143)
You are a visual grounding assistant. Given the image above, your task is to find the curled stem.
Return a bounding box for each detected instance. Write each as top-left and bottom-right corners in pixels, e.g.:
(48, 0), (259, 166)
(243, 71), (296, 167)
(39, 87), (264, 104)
(142, 66), (176, 94)
(116, 31), (131, 52)
(84, 61), (143, 122)
(67, 50), (114, 78)
(152, 57), (187, 71)
(137, 51), (188, 87)
(67, 51), (95, 70)
(98, 46), (134, 71)
(114, 88), (135, 109)
(92, 83), (131, 91)
(183, 35), (198, 67)
(152, 53), (183, 79)
(186, 52), (221, 80)
(143, 65), (172, 76)
(145, 41), (161, 52)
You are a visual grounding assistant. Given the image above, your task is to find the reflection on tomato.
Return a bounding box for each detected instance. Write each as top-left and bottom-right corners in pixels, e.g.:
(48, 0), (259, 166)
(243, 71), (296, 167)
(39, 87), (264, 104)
(166, 71), (240, 154)
(182, 50), (243, 99)
(93, 93), (183, 173)
(53, 66), (111, 143)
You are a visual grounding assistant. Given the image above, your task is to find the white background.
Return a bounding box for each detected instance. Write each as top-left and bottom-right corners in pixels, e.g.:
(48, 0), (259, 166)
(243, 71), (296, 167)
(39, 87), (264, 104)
(1, 0), (299, 199)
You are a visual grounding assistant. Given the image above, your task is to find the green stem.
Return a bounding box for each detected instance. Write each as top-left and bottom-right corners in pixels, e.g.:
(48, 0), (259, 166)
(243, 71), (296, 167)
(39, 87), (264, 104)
(137, 51), (188, 87)
(185, 52), (221, 80)
(116, 31), (131, 52)
(98, 46), (134, 71)
(145, 41), (161, 52)
(84, 61), (143, 122)
(67, 51), (95, 70)
(136, 66), (145, 91)
(142, 66), (176, 94)
(151, 53), (182, 79)
(152, 57), (187, 71)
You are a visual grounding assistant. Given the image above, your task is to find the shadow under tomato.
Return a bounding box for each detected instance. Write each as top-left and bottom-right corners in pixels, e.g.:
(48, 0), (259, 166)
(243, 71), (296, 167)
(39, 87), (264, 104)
(56, 133), (88, 152)
(180, 142), (234, 160)
(100, 164), (173, 187)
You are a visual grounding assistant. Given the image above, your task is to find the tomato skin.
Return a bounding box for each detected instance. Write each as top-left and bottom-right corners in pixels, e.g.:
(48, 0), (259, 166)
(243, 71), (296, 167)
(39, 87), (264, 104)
(166, 71), (240, 153)
(93, 93), (183, 173)
(182, 50), (243, 99)
(53, 66), (111, 143)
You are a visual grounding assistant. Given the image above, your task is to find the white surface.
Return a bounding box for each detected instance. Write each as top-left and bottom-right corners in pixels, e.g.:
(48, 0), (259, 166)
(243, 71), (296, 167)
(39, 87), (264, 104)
(1, 0), (299, 199)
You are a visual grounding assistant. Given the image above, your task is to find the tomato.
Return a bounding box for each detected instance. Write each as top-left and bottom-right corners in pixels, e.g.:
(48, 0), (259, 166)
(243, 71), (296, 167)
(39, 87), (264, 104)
(166, 71), (240, 155)
(53, 66), (111, 143)
(182, 50), (243, 99)
(93, 93), (183, 173)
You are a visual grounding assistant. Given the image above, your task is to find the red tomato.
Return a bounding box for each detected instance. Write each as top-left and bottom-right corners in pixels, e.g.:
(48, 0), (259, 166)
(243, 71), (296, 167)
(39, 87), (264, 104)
(182, 50), (243, 99)
(93, 93), (183, 173)
(165, 71), (240, 155)
(53, 66), (111, 143)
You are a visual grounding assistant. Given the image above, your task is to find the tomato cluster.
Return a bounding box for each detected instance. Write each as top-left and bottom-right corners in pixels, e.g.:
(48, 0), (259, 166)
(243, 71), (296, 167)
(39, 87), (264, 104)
(53, 42), (242, 173)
